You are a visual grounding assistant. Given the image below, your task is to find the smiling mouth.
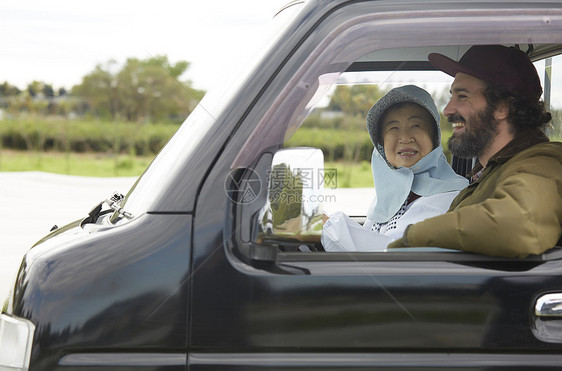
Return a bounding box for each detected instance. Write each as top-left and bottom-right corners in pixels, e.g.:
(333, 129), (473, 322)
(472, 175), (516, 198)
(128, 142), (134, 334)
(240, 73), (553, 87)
(452, 122), (465, 129)
(398, 150), (418, 156)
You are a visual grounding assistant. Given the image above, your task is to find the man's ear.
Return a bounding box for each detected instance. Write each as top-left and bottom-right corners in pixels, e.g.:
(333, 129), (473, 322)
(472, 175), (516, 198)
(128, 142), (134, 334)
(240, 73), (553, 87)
(494, 101), (509, 121)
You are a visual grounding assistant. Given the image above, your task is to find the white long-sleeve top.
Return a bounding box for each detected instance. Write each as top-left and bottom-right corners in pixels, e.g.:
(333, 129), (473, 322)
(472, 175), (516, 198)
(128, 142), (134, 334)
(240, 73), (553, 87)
(321, 191), (459, 252)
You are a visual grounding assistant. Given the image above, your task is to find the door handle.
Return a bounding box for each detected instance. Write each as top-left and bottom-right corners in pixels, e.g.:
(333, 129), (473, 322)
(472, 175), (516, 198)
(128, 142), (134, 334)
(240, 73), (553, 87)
(535, 293), (562, 317)
(532, 293), (562, 343)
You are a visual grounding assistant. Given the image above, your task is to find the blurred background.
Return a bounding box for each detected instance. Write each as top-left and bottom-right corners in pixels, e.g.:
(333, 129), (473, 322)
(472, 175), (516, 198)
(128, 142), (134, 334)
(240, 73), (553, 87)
(0, 0), (290, 177)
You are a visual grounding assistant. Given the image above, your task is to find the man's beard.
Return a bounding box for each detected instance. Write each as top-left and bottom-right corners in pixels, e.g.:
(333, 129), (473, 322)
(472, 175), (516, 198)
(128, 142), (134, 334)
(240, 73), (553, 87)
(447, 106), (498, 159)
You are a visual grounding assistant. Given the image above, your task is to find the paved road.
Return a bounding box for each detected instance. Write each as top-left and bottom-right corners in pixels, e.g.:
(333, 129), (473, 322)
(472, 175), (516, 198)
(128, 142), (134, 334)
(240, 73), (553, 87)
(0, 172), (373, 302)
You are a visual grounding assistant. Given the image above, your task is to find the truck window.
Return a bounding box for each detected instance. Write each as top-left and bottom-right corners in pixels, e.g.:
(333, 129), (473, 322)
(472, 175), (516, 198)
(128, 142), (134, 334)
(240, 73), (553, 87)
(229, 5), (562, 262)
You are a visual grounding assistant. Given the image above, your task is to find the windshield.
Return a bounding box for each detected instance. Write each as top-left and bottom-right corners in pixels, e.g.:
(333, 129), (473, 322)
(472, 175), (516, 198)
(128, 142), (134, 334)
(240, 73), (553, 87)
(118, 1), (306, 219)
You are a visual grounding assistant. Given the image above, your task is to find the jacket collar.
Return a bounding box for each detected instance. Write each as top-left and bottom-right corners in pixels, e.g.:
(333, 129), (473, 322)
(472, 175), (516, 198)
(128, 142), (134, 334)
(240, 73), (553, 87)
(468, 129), (549, 179)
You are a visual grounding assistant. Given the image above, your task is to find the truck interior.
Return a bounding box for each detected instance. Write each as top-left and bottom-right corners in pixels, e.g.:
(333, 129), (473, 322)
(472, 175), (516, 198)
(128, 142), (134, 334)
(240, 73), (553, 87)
(230, 42), (562, 265)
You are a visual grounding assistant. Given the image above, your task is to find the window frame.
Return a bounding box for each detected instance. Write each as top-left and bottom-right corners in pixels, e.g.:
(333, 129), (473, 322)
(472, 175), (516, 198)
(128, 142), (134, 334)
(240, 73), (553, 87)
(229, 1), (562, 265)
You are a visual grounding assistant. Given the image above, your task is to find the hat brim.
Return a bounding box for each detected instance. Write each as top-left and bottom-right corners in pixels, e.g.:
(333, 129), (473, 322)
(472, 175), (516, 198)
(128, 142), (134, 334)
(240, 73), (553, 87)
(428, 52), (490, 83)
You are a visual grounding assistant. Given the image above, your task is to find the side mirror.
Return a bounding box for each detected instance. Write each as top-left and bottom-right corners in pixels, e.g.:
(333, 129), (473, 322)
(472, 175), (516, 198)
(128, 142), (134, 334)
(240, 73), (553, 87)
(257, 148), (326, 244)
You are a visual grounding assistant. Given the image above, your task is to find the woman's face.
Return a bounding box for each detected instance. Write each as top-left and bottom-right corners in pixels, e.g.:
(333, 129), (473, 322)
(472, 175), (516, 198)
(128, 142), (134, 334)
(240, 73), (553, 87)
(382, 103), (435, 168)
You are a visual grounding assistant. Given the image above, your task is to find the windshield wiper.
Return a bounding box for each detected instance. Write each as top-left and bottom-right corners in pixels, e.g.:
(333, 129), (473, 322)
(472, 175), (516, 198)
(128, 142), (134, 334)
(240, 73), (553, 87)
(82, 192), (133, 225)
(105, 192), (134, 219)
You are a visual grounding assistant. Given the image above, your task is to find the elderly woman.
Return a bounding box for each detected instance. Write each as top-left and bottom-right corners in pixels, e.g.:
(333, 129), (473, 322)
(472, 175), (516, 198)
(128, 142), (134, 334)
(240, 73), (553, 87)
(322, 85), (468, 252)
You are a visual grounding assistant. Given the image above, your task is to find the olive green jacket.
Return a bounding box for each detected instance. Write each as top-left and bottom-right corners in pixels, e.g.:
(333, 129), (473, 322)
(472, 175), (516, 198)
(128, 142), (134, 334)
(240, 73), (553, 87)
(388, 130), (562, 258)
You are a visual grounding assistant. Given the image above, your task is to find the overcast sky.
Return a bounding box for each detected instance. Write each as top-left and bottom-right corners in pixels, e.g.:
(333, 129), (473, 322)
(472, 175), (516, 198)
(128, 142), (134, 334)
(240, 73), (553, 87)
(1, 0), (289, 92)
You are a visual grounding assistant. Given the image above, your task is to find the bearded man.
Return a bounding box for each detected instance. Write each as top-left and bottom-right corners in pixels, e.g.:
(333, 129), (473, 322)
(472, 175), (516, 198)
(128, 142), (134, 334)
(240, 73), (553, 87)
(388, 45), (562, 258)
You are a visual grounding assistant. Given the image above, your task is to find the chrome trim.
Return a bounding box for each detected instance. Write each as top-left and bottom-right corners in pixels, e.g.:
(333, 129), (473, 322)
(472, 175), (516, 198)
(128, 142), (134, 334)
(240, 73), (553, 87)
(59, 353), (186, 367)
(535, 293), (562, 317)
(188, 353), (562, 367)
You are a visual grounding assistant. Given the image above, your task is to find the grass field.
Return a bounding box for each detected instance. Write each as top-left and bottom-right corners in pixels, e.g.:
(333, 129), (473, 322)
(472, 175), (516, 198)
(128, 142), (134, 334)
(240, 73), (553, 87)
(0, 150), (375, 187)
(327, 160), (373, 188)
(0, 150), (154, 177)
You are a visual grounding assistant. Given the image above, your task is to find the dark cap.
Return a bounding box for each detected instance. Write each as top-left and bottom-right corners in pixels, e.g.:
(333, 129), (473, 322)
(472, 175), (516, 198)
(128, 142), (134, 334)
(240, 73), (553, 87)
(428, 45), (542, 100)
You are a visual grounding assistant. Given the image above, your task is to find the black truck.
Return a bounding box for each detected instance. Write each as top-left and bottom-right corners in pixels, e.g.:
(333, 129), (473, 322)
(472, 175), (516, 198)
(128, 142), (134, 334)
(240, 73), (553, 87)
(4, 0), (562, 369)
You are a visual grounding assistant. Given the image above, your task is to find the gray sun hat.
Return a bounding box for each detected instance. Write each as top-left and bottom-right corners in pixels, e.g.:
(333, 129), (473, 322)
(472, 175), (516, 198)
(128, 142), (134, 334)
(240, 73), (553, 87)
(366, 85), (441, 154)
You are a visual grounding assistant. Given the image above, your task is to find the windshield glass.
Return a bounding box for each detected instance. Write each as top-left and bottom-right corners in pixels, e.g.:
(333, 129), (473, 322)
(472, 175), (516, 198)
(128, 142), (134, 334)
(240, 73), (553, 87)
(117, 2), (306, 219)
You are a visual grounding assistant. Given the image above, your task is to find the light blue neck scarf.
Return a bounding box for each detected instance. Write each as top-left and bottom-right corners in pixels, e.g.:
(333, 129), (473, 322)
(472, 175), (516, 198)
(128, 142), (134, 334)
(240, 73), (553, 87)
(367, 145), (469, 223)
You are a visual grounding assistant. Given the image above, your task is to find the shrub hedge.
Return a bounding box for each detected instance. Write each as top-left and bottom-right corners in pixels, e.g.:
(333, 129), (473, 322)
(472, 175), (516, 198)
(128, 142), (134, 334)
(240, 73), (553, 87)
(0, 118), (180, 156)
(286, 127), (374, 162)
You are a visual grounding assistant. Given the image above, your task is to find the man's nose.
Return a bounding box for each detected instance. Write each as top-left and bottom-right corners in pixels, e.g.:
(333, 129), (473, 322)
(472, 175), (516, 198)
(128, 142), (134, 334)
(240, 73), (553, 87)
(443, 99), (455, 117)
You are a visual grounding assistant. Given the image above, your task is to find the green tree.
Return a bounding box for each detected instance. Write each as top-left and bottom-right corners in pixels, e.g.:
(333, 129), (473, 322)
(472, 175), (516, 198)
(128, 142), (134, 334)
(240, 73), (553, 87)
(72, 60), (123, 119)
(72, 55), (204, 122)
(328, 84), (387, 120)
(0, 82), (21, 96)
(26, 81), (54, 98)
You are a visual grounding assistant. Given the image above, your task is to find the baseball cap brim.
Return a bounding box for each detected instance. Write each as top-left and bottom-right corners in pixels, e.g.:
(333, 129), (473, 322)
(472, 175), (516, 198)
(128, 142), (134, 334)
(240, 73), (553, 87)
(428, 52), (486, 81)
